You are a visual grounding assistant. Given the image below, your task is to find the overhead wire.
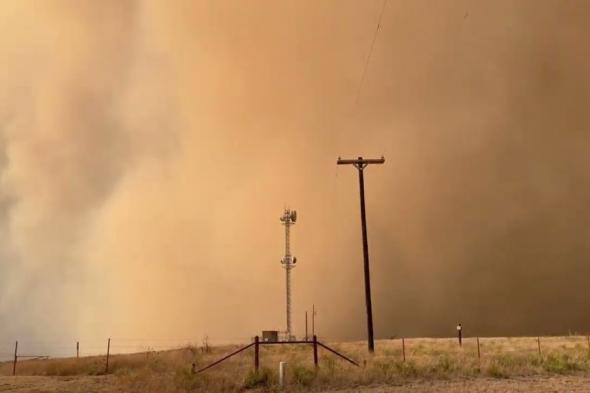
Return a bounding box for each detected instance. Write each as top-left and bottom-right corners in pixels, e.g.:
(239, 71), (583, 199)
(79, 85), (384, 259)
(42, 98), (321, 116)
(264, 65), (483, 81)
(354, 0), (388, 107)
(334, 0), (389, 196)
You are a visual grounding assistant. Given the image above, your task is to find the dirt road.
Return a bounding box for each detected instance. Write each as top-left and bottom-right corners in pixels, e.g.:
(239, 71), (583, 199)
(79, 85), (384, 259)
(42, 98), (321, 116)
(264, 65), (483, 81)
(332, 376), (590, 392)
(1, 375), (589, 392)
(0, 376), (117, 393)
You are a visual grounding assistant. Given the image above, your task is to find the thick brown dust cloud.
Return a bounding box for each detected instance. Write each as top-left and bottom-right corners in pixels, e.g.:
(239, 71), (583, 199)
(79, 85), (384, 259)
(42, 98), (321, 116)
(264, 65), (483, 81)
(1, 1), (589, 353)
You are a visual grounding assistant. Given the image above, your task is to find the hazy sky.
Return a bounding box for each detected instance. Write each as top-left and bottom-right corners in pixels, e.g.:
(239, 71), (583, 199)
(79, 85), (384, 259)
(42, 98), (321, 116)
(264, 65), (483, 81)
(1, 1), (589, 355)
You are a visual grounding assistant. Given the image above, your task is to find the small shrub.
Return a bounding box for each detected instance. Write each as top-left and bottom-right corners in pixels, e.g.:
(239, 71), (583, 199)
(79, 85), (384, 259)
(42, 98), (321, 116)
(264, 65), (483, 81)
(322, 355), (336, 375)
(174, 367), (199, 391)
(530, 356), (542, 367)
(243, 368), (272, 389)
(438, 355), (453, 372)
(429, 355), (456, 375)
(486, 362), (508, 378)
(372, 359), (393, 376)
(146, 357), (167, 373)
(293, 365), (316, 387)
(394, 360), (418, 377)
(543, 354), (583, 374)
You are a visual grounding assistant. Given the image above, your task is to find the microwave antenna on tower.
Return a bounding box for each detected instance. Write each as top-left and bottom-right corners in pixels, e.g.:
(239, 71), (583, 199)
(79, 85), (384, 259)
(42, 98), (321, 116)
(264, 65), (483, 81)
(280, 208), (297, 341)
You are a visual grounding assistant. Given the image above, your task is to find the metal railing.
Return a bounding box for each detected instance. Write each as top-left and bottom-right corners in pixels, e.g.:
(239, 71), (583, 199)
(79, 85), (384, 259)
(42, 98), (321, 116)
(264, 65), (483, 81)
(193, 335), (359, 374)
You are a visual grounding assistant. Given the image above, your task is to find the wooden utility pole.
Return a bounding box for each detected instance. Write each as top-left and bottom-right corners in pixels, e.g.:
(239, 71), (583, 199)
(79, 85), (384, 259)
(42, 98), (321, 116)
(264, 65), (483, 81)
(76, 341), (79, 359)
(337, 156), (385, 353)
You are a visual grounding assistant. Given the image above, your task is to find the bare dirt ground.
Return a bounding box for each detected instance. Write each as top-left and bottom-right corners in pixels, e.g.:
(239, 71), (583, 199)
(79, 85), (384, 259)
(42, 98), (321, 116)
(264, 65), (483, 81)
(1, 375), (589, 392)
(0, 376), (117, 393)
(331, 376), (590, 392)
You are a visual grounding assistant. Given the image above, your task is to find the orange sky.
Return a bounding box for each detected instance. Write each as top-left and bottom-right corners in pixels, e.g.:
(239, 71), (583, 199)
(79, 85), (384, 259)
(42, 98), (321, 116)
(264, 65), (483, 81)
(1, 1), (590, 354)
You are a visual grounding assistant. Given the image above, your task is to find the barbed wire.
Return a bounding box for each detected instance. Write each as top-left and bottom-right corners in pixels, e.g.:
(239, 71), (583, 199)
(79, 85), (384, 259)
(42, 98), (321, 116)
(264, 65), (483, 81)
(1, 334), (588, 361)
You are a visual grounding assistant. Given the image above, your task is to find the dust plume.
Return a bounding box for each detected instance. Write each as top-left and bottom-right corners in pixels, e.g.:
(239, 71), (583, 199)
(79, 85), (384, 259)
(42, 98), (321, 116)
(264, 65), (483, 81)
(0, 0), (589, 354)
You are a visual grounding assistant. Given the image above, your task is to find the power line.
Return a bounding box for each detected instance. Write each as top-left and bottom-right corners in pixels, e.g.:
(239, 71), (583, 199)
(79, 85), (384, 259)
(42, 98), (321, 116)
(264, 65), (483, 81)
(354, 0), (388, 106)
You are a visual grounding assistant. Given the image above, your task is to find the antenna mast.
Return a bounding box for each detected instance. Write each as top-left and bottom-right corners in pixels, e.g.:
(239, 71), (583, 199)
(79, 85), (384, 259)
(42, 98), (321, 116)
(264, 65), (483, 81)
(280, 208), (297, 341)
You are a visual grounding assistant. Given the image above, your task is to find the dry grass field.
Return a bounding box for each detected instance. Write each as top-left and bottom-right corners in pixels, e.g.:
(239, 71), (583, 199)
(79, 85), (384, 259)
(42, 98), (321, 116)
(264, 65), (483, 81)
(1, 336), (590, 392)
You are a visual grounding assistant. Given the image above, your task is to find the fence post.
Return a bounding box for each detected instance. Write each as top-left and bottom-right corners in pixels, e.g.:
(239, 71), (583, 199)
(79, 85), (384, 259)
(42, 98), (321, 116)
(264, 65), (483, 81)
(587, 336), (590, 357)
(105, 338), (111, 374)
(313, 335), (318, 368)
(254, 336), (259, 371)
(76, 341), (79, 359)
(402, 338), (406, 362)
(305, 312), (308, 341)
(537, 337), (541, 356)
(477, 337), (481, 360)
(279, 361), (286, 387)
(12, 341), (18, 376)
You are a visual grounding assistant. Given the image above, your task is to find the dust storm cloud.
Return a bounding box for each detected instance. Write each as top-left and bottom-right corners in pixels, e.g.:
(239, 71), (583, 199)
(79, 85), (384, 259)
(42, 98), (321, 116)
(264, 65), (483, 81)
(0, 0), (589, 352)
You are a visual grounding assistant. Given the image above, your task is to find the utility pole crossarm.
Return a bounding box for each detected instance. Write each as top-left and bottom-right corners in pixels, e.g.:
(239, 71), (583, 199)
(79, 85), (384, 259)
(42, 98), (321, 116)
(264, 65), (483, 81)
(337, 157), (385, 167)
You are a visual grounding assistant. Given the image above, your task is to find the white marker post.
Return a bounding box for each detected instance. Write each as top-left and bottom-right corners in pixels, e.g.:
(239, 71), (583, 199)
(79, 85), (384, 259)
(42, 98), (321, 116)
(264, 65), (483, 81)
(279, 361), (287, 388)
